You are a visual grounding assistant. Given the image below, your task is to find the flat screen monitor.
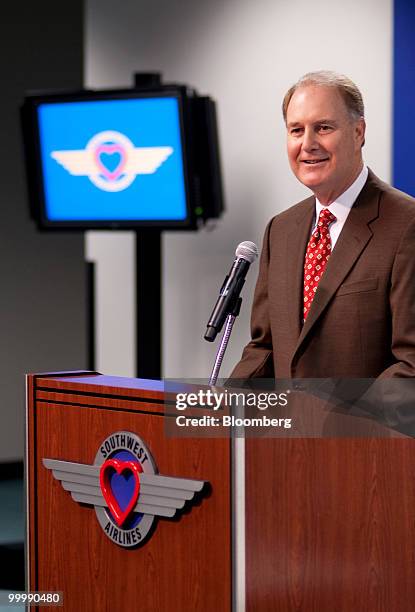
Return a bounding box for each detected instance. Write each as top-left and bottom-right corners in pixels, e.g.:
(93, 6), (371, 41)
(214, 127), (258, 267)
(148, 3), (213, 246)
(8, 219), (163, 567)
(21, 86), (224, 230)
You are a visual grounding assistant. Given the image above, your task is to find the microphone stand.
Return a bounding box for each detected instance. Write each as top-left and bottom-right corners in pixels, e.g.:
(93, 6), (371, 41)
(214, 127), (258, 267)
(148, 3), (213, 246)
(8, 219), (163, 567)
(209, 298), (242, 385)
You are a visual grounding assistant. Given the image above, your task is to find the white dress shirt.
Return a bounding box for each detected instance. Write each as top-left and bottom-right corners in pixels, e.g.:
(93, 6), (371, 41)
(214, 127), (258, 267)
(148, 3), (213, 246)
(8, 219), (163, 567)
(312, 165), (369, 249)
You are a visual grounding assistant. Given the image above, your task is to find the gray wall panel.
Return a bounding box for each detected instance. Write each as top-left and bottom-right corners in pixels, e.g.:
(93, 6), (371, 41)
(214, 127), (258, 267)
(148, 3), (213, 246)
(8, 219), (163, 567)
(0, 3), (87, 460)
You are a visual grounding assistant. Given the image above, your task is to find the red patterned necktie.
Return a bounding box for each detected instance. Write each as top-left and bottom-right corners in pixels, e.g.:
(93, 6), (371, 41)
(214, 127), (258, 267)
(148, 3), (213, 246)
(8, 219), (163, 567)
(303, 208), (336, 320)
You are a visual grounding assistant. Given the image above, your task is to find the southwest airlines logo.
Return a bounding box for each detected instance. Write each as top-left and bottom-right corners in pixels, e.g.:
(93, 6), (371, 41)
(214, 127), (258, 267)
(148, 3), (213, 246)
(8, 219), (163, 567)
(51, 130), (173, 192)
(43, 431), (206, 548)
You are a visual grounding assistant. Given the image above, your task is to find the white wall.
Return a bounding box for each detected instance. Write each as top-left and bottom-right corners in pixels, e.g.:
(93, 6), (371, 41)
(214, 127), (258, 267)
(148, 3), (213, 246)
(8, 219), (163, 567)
(85, 232), (136, 376)
(85, 0), (392, 379)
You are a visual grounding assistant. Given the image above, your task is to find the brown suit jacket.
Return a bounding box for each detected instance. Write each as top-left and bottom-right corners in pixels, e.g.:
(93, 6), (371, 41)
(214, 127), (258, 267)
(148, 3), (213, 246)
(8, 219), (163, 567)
(231, 170), (415, 379)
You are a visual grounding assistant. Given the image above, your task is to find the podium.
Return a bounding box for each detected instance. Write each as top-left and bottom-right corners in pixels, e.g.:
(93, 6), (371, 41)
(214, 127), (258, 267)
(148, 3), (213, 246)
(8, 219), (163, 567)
(27, 372), (415, 611)
(27, 372), (231, 611)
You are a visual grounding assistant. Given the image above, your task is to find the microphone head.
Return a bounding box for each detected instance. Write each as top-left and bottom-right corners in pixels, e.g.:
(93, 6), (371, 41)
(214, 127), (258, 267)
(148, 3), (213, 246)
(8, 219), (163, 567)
(235, 241), (258, 264)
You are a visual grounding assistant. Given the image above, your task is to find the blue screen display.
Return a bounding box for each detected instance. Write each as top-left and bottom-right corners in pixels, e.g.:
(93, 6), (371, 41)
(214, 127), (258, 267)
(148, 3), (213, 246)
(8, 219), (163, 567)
(393, 0), (415, 197)
(37, 97), (188, 221)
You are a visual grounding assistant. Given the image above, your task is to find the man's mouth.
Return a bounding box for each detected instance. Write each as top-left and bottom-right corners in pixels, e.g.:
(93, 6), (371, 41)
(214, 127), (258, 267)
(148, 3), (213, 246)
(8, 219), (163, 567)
(302, 158), (329, 165)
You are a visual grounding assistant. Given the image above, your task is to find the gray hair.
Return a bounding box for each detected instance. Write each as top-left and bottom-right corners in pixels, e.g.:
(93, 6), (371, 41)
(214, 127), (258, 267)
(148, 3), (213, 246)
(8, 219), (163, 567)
(282, 70), (365, 122)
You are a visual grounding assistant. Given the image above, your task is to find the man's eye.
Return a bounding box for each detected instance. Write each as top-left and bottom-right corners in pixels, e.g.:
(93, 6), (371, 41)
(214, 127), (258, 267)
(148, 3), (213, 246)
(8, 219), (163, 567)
(318, 125), (332, 132)
(290, 128), (302, 135)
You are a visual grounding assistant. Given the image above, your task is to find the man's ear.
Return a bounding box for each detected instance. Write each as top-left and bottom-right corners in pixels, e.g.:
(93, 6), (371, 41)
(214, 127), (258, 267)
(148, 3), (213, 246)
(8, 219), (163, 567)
(356, 117), (366, 148)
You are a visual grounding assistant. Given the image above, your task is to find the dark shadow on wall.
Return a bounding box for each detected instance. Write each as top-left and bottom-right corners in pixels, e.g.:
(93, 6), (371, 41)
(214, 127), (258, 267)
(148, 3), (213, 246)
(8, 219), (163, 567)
(0, 3), (87, 461)
(0, 462), (24, 590)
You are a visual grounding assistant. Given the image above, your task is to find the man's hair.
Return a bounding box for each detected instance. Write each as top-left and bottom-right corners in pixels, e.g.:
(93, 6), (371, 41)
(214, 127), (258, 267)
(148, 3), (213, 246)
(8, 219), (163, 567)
(282, 70), (365, 123)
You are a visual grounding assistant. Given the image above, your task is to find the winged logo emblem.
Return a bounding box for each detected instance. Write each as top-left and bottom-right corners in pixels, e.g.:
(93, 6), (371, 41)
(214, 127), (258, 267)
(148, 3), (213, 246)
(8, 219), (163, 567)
(51, 130), (173, 192)
(43, 431), (206, 547)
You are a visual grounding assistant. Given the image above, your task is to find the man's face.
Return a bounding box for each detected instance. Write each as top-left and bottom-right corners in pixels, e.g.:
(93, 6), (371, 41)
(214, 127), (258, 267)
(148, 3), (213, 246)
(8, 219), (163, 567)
(286, 85), (365, 204)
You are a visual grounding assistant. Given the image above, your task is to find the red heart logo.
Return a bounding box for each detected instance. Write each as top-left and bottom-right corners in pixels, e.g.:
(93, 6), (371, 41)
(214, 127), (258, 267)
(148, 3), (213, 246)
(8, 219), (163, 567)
(100, 459), (142, 527)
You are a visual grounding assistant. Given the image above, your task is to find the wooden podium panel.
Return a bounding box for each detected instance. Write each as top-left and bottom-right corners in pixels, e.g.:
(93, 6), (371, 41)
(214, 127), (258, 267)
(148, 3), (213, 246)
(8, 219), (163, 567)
(246, 429), (415, 611)
(29, 372), (415, 611)
(27, 373), (231, 612)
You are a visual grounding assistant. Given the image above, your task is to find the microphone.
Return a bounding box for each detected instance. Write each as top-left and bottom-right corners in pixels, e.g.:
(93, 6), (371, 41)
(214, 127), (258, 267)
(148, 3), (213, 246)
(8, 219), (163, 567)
(204, 241), (258, 342)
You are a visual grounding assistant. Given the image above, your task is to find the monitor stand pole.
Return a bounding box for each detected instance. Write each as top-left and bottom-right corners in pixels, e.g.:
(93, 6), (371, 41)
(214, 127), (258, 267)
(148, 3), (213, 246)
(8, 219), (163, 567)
(136, 230), (162, 380)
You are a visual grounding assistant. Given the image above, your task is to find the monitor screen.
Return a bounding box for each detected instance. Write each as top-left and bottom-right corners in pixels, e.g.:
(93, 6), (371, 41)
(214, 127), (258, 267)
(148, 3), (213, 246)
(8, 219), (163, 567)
(28, 94), (192, 227)
(22, 86), (224, 230)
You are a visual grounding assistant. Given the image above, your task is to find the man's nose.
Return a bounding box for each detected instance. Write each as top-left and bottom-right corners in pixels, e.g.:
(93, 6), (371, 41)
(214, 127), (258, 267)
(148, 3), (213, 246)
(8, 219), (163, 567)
(302, 128), (319, 151)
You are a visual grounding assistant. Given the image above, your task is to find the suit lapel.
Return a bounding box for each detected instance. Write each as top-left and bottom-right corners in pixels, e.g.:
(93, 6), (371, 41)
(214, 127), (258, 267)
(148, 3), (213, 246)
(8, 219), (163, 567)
(285, 197), (315, 338)
(293, 170), (381, 357)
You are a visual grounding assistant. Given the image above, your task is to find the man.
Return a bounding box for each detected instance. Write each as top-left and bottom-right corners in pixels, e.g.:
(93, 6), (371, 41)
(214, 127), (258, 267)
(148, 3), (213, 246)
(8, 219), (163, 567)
(231, 71), (415, 380)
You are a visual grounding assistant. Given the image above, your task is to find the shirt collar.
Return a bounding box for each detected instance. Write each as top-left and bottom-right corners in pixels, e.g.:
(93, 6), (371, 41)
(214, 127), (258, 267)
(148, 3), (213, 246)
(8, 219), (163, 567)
(315, 165), (368, 223)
